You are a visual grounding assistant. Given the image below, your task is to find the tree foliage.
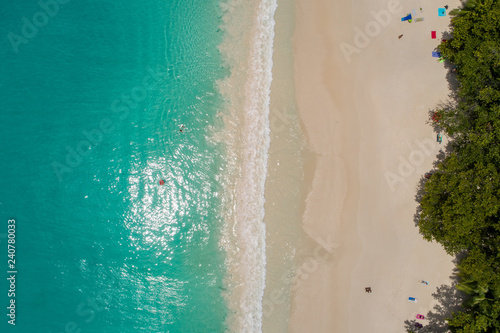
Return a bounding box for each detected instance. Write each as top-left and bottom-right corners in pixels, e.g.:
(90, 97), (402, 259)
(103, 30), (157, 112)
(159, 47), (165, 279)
(417, 0), (500, 331)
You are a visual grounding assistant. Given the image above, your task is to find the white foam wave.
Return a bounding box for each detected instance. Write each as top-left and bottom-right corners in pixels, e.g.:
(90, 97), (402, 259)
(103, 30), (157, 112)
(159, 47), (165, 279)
(214, 0), (278, 331)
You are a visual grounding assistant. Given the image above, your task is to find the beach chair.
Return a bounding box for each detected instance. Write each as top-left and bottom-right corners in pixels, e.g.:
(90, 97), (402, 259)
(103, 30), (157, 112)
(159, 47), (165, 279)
(415, 17), (425, 23)
(401, 14), (412, 22)
(408, 297), (418, 302)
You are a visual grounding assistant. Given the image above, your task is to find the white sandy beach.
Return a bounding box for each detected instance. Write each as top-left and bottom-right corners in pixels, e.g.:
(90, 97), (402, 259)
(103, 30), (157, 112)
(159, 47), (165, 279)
(288, 0), (461, 331)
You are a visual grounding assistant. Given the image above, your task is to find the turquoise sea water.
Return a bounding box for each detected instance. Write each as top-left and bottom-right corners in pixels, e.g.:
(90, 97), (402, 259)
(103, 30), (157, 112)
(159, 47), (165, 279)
(0, 1), (229, 332)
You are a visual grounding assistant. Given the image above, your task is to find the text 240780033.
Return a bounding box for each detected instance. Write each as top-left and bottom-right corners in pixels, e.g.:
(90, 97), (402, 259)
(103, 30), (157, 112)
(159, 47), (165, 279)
(7, 219), (16, 326)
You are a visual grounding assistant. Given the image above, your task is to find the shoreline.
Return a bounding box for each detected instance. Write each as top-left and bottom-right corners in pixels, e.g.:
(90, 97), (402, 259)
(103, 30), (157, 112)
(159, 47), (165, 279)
(262, 0), (314, 331)
(289, 0), (460, 331)
(216, 0), (280, 331)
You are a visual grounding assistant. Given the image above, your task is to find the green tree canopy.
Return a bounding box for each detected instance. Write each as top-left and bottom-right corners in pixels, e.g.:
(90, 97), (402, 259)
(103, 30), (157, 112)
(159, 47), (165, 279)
(417, 0), (500, 331)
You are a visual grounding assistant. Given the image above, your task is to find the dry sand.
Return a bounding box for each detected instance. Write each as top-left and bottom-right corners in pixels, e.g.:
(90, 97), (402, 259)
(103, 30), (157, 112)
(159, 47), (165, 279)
(289, 0), (461, 331)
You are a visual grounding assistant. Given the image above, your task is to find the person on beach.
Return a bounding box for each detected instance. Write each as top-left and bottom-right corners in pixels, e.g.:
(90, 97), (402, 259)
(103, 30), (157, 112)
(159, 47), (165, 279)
(398, 34), (403, 39)
(365, 287), (372, 293)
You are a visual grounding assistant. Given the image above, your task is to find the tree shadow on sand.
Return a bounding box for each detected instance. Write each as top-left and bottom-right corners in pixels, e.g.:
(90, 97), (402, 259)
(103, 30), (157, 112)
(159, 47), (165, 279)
(403, 268), (466, 332)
